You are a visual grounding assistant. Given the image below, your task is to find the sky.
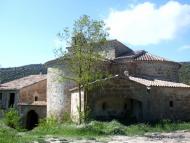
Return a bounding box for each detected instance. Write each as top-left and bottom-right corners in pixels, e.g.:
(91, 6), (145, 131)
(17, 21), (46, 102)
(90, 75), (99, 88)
(0, 0), (190, 67)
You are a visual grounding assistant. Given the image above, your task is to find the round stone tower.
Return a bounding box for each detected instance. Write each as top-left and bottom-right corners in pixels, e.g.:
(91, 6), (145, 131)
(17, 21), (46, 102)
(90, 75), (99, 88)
(47, 66), (71, 120)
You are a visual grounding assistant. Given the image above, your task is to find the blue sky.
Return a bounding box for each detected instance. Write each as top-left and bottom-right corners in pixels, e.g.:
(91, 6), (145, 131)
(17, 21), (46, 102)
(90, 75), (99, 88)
(0, 0), (190, 67)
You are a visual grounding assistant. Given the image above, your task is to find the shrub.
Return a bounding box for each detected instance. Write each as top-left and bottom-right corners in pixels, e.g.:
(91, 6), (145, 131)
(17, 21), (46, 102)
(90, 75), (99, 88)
(4, 108), (21, 129)
(62, 112), (72, 123)
(38, 116), (57, 128)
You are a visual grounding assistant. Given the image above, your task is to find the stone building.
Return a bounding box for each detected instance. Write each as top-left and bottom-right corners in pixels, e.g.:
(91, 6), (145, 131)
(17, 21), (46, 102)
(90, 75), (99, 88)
(46, 40), (190, 122)
(0, 75), (46, 129)
(1, 39), (190, 126)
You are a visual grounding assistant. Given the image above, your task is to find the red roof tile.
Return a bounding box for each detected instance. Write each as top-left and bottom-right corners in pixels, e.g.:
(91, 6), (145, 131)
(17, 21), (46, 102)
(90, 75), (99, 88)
(129, 76), (190, 88)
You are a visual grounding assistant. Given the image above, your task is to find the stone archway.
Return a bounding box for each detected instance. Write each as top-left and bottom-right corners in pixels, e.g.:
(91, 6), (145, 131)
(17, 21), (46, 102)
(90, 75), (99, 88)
(26, 110), (39, 130)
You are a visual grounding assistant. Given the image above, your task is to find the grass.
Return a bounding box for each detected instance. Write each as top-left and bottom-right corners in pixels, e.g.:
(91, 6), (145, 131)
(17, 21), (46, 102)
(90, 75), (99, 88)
(0, 119), (190, 143)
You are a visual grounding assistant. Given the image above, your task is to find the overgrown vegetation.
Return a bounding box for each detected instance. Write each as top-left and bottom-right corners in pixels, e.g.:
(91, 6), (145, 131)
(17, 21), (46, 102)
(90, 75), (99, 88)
(1, 118), (190, 143)
(4, 108), (21, 130)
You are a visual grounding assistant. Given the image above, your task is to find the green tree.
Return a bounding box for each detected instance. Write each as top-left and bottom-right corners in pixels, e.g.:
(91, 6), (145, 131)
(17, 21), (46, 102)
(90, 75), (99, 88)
(56, 15), (109, 124)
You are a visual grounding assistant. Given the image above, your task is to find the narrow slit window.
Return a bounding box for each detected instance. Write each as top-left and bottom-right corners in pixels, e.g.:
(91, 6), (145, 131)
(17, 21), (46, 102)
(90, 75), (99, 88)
(9, 93), (15, 108)
(35, 96), (38, 101)
(169, 101), (173, 107)
(102, 102), (107, 111)
(124, 103), (127, 110)
(0, 93), (2, 101)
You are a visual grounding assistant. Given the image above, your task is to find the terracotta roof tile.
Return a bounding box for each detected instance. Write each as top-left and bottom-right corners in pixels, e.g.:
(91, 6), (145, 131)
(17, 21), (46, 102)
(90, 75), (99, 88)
(129, 76), (190, 88)
(134, 52), (168, 61)
(0, 75), (47, 90)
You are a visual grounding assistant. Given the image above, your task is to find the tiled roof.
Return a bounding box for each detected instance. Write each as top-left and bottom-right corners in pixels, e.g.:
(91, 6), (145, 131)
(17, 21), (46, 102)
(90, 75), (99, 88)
(18, 101), (46, 106)
(0, 75), (47, 90)
(134, 51), (168, 61)
(129, 76), (190, 88)
(115, 50), (169, 62)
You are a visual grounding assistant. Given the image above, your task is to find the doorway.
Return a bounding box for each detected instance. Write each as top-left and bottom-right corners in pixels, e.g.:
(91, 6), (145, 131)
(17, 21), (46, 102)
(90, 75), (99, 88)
(26, 110), (39, 130)
(8, 93), (15, 108)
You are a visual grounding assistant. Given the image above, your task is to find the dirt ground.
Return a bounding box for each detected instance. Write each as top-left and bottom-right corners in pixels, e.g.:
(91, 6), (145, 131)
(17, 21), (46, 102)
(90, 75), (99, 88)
(42, 130), (190, 143)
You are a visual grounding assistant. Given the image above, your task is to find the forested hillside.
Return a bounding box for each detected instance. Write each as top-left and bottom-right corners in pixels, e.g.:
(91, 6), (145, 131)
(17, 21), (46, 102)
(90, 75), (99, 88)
(179, 62), (190, 85)
(0, 64), (47, 83)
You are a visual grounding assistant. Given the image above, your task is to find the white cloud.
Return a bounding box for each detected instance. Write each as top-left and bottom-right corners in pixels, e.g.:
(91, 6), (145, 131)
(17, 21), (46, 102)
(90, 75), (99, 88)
(178, 45), (190, 51)
(105, 1), (190, 46)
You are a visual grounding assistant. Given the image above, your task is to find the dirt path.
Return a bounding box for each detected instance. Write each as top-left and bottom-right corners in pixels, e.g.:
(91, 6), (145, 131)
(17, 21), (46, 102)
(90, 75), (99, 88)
(42, 130), (190, 143)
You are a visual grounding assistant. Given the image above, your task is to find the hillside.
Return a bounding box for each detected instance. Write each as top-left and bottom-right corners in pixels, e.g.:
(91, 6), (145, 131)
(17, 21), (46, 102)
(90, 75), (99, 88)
(0, 64), (47, 83)
(179, 62), (190, 85)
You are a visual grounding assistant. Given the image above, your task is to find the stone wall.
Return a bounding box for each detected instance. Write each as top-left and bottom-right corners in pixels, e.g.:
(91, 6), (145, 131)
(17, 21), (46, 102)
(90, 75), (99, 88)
(147, 87), (190, 121)
(0, 90), (19, 110)
(19, 80), (47, 104)
(111, 60), (180, 82)
(86, 77), (149, 122)
(72, 76), (190, 122)
(134, 61), (180, 82)
(70, 90), (84, 122)
(47, 67), (71, 120)
(19, 105), (46, 127)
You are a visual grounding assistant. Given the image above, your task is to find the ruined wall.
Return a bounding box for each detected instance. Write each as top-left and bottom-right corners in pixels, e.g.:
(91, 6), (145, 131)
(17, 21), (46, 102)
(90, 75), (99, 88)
(19, 80), (47, 104)
(147, 87), (190, 121)
(47, 67), (71, 120)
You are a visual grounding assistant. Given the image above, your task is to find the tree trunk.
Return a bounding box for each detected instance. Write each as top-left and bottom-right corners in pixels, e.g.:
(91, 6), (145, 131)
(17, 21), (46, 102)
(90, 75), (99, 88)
(84, 88), (87, 121)
(78, 84), (82, 124)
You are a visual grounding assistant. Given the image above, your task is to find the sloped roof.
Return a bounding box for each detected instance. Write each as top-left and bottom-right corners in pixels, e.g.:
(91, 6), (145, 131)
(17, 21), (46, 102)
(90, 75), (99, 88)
(129, 76), (190, 88)
(115, 50), (168, 61)
(0, 75), (47, 90)
(70, 75), (190, 92)
(134, 51), (168, 61)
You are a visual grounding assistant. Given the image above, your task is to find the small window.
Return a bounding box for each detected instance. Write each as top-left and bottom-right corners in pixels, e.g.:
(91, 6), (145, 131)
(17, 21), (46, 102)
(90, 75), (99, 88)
(169, 101), (173, 107)
(124, 103), (127, 110)
(9, 93), (15, 108)
(102, 102), (107, 111)
(0, 93), (2, 101)
(147, 87), (151, 94)
(34, 96), (38, 101)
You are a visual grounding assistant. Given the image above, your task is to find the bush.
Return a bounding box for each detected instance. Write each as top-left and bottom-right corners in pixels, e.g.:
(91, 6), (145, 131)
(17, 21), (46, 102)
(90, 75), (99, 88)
(4, 108), (21, 129)
(62, 112), (72, 123)
(38, 116), (58, 129)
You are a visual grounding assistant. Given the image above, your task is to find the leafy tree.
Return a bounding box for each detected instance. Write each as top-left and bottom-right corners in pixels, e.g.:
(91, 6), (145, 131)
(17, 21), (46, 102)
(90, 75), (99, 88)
(56, 15), (109, 123)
